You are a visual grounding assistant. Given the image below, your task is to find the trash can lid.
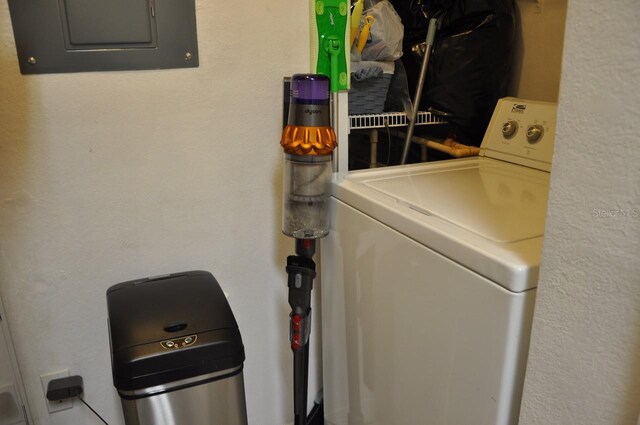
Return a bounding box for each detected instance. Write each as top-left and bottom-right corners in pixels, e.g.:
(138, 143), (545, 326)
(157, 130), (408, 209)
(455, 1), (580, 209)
(107, 271), (245, 392)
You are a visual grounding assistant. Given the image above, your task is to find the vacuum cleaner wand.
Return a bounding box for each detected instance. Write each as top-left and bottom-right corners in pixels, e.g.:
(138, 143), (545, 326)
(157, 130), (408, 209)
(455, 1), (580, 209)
(287, 239), (317, 425)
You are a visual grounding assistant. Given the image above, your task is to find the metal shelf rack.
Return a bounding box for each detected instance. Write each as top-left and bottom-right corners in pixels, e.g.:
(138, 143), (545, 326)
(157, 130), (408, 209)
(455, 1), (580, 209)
(349, 111), (446, 130)
(349, 111), (446, 167)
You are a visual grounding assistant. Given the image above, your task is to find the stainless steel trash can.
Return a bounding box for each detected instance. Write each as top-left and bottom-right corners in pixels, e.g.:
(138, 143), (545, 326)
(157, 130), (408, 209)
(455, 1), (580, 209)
(107, 271), (248, 425)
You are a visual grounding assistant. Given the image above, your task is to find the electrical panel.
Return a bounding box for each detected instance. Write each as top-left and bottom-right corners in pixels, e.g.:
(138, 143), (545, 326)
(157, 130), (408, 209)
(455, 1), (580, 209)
(8, 0), (199, 74)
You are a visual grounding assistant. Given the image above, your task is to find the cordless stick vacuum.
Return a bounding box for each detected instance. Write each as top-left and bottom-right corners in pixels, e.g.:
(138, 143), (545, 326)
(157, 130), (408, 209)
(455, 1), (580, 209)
(281, 75), (337, 425)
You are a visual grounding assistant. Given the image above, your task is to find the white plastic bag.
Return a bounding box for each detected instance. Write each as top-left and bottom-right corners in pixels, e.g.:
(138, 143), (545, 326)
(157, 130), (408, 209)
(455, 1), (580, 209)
(359, 0), (404, 62)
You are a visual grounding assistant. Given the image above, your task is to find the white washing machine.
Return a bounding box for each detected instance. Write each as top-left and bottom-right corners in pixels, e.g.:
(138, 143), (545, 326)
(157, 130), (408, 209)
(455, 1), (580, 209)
(321, 98), (557, 425)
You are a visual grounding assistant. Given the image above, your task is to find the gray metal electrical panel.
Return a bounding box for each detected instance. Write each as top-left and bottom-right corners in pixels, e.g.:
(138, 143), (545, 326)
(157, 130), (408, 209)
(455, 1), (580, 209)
(8, 0), (199, 74)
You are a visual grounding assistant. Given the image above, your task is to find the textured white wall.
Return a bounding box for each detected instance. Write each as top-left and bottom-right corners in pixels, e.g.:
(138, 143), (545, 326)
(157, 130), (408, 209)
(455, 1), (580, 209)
(519, 1), (640, 424)
(0, 2), (315, 425)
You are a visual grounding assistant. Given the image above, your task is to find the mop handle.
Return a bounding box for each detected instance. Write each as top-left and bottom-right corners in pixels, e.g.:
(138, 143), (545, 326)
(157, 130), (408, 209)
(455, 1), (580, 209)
(401, 18), (438, 165)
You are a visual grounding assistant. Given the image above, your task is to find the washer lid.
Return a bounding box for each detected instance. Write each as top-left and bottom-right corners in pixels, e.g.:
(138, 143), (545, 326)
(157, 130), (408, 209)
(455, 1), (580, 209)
(360, 161), (550, 243)
(335, 158), (551, 292)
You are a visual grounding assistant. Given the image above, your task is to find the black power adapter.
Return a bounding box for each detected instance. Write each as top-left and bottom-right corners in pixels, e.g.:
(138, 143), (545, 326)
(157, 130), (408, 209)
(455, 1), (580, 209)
(45, 376), (109, 425)
(46, 375), (84, 401)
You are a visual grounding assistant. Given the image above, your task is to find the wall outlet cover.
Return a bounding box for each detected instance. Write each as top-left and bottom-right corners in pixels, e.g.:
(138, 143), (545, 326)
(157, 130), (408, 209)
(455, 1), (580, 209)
(40, 370), (73, 413)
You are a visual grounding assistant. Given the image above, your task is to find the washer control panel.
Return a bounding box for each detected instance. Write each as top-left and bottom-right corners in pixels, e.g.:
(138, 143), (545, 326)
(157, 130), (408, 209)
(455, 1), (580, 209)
(161, 335), (197, 349)
(481, 97), (558, 171)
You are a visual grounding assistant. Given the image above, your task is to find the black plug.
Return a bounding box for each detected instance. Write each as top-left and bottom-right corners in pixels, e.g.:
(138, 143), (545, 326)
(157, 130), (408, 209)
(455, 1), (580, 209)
(46, 375), (84, 401)
(46, 376), (110, 425)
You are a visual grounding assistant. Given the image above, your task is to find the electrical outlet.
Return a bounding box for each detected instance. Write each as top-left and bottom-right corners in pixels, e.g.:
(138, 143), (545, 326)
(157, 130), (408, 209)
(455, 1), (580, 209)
(40, 369), (73, 413)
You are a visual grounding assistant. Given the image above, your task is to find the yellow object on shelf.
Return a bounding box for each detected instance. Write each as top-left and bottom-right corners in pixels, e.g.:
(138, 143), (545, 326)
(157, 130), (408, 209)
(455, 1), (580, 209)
(350, 0), (364, 48)
(357, 16), (375, 54)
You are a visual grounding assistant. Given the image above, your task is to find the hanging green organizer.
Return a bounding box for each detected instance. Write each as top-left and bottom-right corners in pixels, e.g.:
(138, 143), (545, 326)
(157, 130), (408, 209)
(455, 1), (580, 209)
(310, 0), (350, 92)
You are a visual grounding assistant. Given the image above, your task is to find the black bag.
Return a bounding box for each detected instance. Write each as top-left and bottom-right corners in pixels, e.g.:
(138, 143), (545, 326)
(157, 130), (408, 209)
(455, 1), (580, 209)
(392, 0), (516, 147)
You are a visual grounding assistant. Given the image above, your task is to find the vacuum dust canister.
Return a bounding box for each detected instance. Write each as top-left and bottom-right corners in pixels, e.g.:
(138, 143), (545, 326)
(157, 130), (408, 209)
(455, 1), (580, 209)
(280, 74), (337, 239)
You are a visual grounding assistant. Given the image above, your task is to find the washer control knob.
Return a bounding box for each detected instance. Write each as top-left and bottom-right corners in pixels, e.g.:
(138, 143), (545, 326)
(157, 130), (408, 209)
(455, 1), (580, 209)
(526, 125), (544, 143)
(502, 121), (518, 139)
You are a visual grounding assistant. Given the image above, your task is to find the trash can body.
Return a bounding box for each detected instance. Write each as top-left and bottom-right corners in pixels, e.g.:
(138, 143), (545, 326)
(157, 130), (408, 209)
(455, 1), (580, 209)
(107, 271), (248, 425)
(119, 370), (247, 425)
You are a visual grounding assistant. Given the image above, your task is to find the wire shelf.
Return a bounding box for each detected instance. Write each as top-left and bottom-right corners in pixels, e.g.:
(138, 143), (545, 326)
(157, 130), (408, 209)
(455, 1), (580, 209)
(349, 111), (446, 130)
